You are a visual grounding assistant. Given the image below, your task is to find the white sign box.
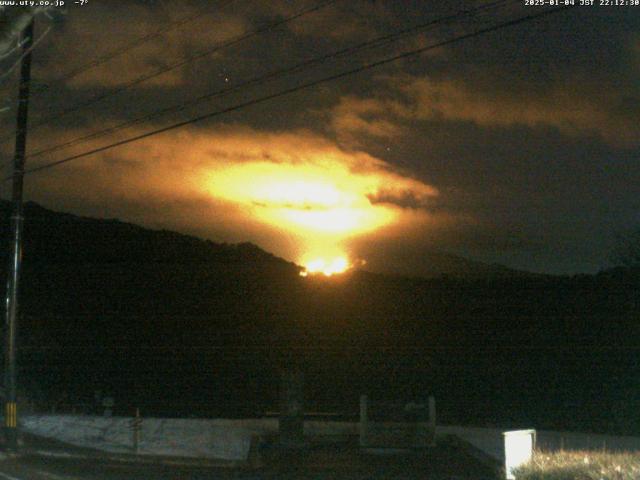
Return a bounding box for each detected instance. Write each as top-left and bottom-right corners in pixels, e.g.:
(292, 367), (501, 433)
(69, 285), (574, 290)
(503, 429), (536, 479)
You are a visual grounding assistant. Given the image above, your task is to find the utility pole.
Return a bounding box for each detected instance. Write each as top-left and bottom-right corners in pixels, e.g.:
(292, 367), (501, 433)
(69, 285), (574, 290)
(4, 18), (34, 452)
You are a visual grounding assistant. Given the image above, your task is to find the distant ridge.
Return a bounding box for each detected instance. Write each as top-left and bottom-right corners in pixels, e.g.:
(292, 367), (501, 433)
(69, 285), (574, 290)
(1, 200), (542, 280)
(364, 249), (547, 280)
(0, 200), (298, 271)
(0, 200), (638, 435)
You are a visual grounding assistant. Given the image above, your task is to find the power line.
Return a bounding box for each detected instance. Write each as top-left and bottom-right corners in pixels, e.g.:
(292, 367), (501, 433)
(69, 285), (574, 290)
(0, 0), (210, 104)
(26, 0), (512, 161)
(0, 1), (227, 99)
(8, 5), (572, 179)
(15, 369), (638, 377)
(4, 0), (339, 143)
(46, 2), (226, 87)
(0, 25), (52, 88)
(17, 345), (640, 351)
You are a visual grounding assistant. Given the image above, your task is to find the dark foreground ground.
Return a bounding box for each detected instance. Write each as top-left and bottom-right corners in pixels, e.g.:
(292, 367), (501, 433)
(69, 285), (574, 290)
(0, 434), (500, 480)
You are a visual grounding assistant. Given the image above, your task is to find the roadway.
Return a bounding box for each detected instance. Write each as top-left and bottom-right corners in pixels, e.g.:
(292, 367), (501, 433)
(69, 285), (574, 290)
(0, 435), (499, 479)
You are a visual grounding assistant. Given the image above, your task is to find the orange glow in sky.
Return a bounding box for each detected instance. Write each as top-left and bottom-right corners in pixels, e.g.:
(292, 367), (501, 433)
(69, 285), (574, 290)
(299, 256), (351, 277)
(200, 137), (437, 269)
(206, 161), (397, 237)
(204, 160), (403, 268)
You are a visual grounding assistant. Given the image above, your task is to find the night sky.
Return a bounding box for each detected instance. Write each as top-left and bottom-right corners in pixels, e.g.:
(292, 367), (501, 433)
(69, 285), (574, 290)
(1, 0), (638, 276)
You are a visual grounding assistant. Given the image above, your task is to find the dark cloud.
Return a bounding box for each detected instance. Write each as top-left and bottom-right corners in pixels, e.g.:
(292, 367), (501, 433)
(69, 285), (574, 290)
(366, 188), (432, 210)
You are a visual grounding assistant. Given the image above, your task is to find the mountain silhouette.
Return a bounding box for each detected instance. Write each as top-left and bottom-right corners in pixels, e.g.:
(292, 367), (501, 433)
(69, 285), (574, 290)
(0, 201), (639, 434)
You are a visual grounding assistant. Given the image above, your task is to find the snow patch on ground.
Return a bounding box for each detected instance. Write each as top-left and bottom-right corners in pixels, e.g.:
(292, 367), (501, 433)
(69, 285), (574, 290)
(21, 415), (279, 461)
(21, 415), (640, 463)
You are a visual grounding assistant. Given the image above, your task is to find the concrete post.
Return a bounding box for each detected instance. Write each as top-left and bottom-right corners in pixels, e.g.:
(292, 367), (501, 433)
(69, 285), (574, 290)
(359, 394), (368, 447)
(131, 408), (141, 453)
(279, 369), (304, 448)
(428, 395), (436, 446)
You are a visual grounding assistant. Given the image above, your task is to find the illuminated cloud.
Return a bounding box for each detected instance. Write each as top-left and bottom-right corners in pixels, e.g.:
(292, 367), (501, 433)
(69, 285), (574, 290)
(24, 125), (438, 268)
(328, 95), (406, 144)
(45, 2), (247, 88)
(263, 0), (386, 41)
(400, 76), (640, 147)
(328, 74), (640, 148)
(9, 1), (635, 276)
(200, 129), (437, 241)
